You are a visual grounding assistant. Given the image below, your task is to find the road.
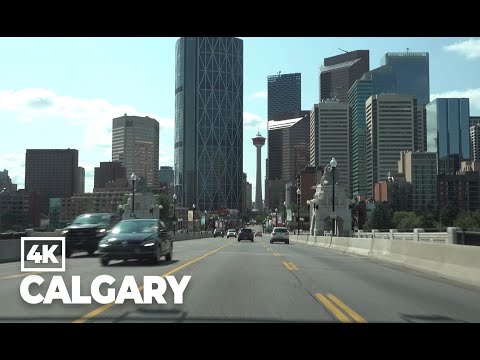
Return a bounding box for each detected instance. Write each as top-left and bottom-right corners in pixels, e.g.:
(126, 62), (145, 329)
(1, 225), (480, 323)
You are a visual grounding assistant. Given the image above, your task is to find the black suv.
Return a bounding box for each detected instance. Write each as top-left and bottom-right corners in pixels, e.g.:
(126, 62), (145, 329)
(238, 228), (254, 242)
(61, 213), (121, 257)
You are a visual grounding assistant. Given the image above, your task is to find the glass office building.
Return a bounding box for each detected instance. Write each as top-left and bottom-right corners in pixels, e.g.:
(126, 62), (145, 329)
(174, 37), (243, 211)
(426, 98), (470, 175)
(382, 52), (430, 105)
(267, 72), (301, 120)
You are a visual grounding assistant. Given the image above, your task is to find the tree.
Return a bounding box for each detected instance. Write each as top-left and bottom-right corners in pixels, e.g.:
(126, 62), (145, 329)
(365, 203), (393, 230)
(454, 210), (480, 231)
(439, 202), (458, 227)
(156, 194), (171, 223)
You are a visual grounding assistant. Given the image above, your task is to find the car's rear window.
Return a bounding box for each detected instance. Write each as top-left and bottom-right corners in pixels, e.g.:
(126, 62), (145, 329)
(274, 228), (287, 233)
(241, 228), (252, 233)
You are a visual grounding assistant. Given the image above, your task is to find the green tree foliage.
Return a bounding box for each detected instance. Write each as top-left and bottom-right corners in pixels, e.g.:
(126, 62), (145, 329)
(439, 202), (458, 227)
(365, 203), (393, 230)
(156, 194), (171, 221)
(454, 210), (480, 231)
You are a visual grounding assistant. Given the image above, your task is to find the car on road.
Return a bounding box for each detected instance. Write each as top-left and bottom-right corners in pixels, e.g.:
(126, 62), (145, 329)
(61, 213), (121, 258)
(226, 229), (237, 238)
(213, 229), (224, 238)
(270, 227), (289, 244)
(238, 228), (254, 242)
(97, 219), (173, 266)
(254, 230), (262, 237)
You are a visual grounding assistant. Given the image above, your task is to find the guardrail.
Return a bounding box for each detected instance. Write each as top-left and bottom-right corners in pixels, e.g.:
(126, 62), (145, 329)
(355, 229), (449, 244)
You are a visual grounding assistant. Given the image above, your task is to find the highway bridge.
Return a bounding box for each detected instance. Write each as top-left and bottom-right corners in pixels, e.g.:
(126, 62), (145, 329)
(0, 225), (479, 323)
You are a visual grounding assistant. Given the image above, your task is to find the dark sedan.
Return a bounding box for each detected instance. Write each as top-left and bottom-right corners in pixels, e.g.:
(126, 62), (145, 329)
(238, 228), (254, 242)
(97, 219), (173, 266)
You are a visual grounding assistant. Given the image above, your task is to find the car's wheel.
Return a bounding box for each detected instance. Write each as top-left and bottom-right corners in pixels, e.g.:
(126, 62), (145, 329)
(251, 239), (254, 242)
(238, 239), (240, 242)
(100, 256), (109, 266)
(87, 248), (96, 256)
(285, 240), (289, 245)
(65, 250), (72, 258)
(165, 243), (173, 261)
(270, 240), (273, 244)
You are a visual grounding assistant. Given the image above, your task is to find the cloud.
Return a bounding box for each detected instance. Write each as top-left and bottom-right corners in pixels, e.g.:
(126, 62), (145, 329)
(0, 153), (26, 189)
(443, 39), (480, 60)
(0, 88), (174, 150)
(244, 112), (267, 129)
(251, 90), (267, 99)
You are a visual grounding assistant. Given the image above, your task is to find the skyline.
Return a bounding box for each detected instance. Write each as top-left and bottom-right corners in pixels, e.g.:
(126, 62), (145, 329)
(1, 37), (480, 202)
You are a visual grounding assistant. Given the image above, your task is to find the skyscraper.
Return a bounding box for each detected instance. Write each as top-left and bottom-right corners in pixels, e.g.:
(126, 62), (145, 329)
(267, 72), (301, 120)
(309, 104), (319, 167)
(112, 114), (159, 188)
(382, 52), (430, 105)
(470, 124), (480, 162)
(174, 37), (243, 211)
(347, 65), (397, 198)
(159, 166), (174, 186)
(320, 50), (369, 103)
(426, 98), (470, 175)
(25, 149), (78, 215)
(365, 95), (417, 198)
(76, 167), (85, 194)
(317, 101), (351, 193)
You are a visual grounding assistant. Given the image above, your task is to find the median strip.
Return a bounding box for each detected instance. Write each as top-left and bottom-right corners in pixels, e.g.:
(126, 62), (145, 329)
(73, 241), (234, 323)
(315, 293), (367, 323)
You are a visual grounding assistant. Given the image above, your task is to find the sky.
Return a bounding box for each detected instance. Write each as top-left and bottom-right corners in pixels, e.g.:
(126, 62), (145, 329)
(1, 37), (480, 201)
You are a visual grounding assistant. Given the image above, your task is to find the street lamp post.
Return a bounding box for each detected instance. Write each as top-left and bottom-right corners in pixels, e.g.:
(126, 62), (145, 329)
(158, 204), (163, 221)
(330, 158), (337, 236)
(275, 208), (278, 227)
(118, 204), (124, 219)
(130, 173), (137, 218)
(296, 188), (301, 235)
(192, 203), (196, 233)
(306, 200), (311, 235)
(204, 210), (207, 232)
(283, 201), (286, 227)
(172, 194), (177, 234)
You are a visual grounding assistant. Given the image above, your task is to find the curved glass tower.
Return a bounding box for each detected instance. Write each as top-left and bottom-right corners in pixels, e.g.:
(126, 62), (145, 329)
(174, 37), (243, 211)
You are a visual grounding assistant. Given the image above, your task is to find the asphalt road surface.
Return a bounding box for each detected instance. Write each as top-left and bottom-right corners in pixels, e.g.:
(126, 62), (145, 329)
(1, 225), (480, 323)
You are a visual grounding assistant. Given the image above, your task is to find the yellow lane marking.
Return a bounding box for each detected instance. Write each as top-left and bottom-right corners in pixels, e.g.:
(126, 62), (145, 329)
(0, 271), (44, 280)
(282, 261), (293, 271)
(272, 252), (280, 257)
(289, 262), (298, 270)
(73, 241), (234, 323)
(315, 293), (351, 323)
(327, 294), (367, 323)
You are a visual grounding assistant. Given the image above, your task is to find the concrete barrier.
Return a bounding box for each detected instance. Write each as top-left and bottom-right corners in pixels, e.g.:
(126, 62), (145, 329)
(0, 239), (21, 263)
(291, 234), (480, 288)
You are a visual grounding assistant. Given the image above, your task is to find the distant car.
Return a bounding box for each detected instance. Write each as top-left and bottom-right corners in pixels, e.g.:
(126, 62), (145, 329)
(238, 228), (254, 242)
(226, 229), (237, 238)
(270, 227), (289, 244)
(213, 229), (224, 238)
(61, 213), (122, 258)
(254, 230), (262, 237)
(97, 219), (173, 266)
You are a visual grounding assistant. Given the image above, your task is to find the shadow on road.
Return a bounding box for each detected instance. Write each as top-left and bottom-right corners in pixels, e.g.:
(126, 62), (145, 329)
(107, 259), (180, 267)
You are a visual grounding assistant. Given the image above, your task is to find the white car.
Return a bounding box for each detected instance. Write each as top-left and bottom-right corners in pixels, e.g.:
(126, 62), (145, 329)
(270, 227), (289, 244)
(226, 229), (237, 238)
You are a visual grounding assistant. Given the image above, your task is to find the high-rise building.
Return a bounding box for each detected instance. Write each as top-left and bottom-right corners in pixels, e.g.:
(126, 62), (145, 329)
(112, 114), (159, 189)
(320, 50), (369, 103)
(415, 105), (427, 152)
(382, 52), (430, 105)
(470, 124), (480, 162)
(426, 98), (470, 175)
(438, 170), (480, 211)
(174, 37), (243, 211)
(398, 151), (437, 211)
(317, 101), (351, 192)
(0, 190), (41, 230)
(267, 72), (301, 120)
(25, 149), (78, 215)
(246, 182), (252, 211)
(267, 112), (310, 209)
(347, 65), (397, 198)
(309, 104), (319, 167)
(94, 161), (127, 190)
(76, 167), (85, 194)
(365, 95), (417, 198)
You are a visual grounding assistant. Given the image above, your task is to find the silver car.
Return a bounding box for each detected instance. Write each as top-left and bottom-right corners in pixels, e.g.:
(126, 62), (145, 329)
(226, 229), (237, 238)
(270, 227), (289, 244)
